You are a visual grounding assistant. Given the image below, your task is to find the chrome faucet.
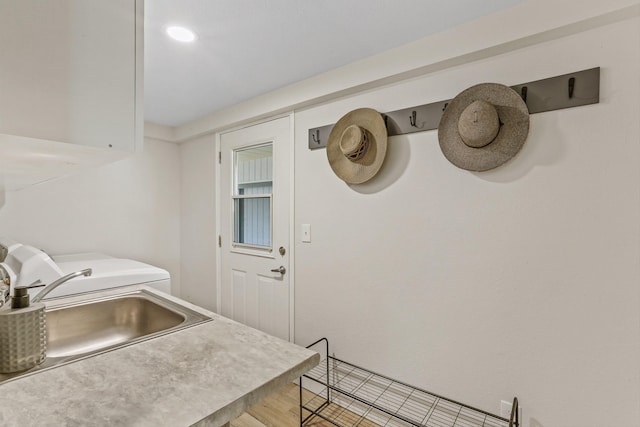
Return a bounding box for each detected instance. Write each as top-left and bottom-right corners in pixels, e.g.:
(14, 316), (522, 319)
(32, 268), (92, 303)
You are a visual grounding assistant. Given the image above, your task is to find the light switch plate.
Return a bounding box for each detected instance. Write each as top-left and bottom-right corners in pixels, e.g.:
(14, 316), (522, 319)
(301, 224), (311, 243)
(500, 400), (512, 418)
(501, 400), (521, 422)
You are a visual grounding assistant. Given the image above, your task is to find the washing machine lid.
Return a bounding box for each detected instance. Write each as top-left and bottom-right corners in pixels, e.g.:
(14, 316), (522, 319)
(42, 253), (170, 299)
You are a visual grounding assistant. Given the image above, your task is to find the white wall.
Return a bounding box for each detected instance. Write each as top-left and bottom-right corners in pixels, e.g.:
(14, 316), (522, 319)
(179, 134), (217, 311)
(0, 137), (182, 294)
(293, 15), (639, 427)
(175, 5), (640, 426)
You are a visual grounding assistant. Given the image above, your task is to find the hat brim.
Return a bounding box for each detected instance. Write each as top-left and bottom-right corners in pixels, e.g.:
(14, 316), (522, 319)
(327, 108), (388, 184)
(438, 83), (530, 171)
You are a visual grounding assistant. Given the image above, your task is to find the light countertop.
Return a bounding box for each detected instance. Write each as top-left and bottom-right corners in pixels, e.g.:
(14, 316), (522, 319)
(0, 285), (319, 426)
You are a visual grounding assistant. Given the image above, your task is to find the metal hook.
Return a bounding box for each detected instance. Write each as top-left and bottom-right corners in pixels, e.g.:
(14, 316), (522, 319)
(521, 86), (528, 103)
(409, 111), (417, 127)
(568, 77), (575, 99)
(311, 129), (320, 144)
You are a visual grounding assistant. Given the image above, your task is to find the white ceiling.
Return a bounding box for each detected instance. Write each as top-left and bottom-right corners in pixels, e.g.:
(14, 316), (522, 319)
(144, 0), (523, 127)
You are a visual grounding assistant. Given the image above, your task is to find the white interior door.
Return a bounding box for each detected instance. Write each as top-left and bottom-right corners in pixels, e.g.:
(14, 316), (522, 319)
(219, 116), (292, 341)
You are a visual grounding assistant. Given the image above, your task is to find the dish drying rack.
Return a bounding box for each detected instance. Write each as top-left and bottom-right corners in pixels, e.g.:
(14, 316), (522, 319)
(300, 338), (519, 427)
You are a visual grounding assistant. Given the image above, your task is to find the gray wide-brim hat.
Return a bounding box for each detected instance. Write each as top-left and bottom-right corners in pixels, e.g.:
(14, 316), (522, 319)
(438, 83), (530, 171)
(327, 108), (387, 184)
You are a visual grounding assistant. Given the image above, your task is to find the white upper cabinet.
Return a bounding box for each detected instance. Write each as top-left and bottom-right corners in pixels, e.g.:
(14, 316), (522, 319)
(0, 0), (143, 190)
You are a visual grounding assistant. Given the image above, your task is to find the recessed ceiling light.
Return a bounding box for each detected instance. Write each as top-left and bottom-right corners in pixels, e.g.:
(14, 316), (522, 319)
(166, 26), (197, 42)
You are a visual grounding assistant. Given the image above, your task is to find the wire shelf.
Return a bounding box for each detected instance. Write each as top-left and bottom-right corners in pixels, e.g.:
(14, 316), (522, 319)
(300, 338), (518, 427)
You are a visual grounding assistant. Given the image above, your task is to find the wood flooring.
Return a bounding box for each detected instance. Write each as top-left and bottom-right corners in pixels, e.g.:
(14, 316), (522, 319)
(230, 383), (380, 427)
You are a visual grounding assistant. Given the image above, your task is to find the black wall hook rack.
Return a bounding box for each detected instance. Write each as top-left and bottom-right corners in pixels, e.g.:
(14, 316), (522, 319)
(308, 67), (600, 150)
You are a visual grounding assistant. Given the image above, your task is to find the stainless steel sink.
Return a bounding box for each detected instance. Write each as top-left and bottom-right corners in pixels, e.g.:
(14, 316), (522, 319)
(0, 289), (212, 384)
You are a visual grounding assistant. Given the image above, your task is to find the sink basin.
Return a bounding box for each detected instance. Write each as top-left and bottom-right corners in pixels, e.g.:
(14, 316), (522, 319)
(47, 294), (188, 358)
(0, 289), (212, 384)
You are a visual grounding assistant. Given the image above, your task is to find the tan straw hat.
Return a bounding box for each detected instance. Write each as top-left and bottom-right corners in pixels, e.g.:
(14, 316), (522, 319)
(438, 83), (530, 171)
(327, 108), (388, 184)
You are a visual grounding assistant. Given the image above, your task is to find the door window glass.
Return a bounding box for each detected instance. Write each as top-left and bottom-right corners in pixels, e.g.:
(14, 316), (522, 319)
(233, 144), (273, 249)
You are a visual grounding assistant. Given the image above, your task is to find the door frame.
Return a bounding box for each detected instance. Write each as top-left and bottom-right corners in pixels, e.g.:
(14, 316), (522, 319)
(215, 112), (296, 342)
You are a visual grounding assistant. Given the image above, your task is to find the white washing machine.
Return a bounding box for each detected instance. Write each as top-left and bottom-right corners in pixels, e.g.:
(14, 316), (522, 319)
(0, 238), (170, 301)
